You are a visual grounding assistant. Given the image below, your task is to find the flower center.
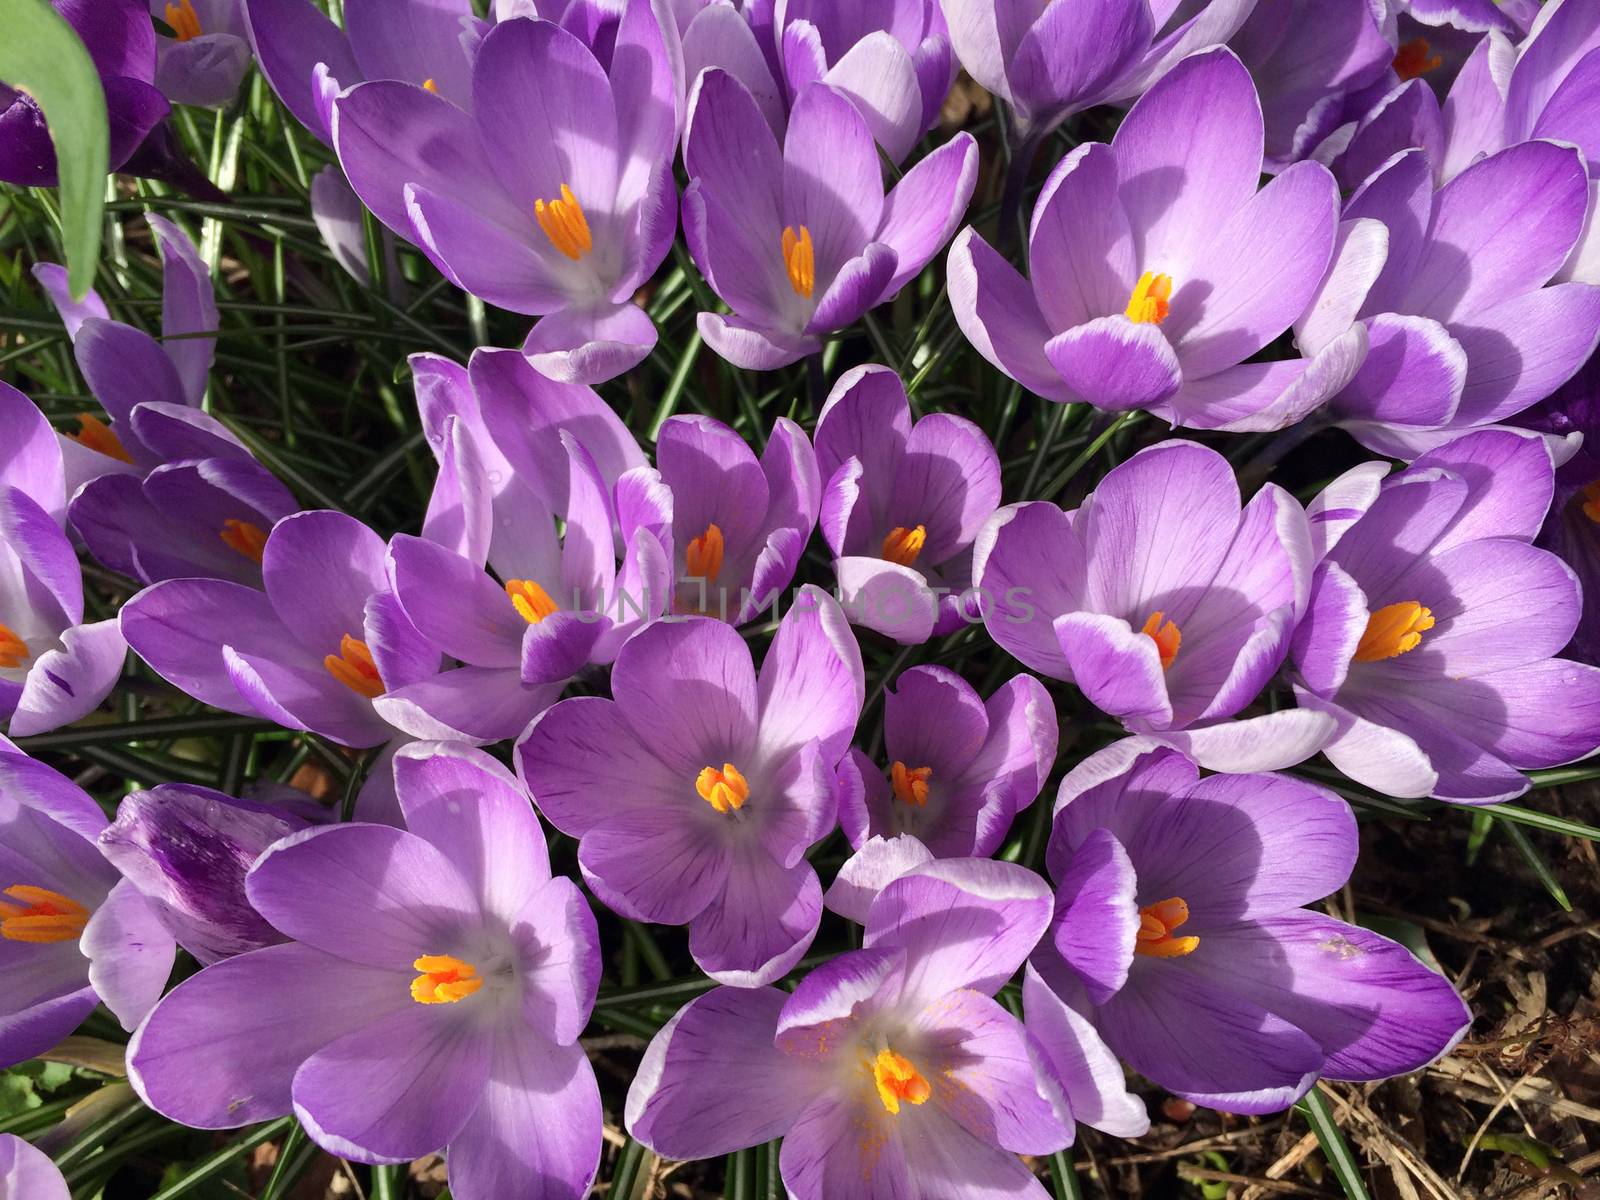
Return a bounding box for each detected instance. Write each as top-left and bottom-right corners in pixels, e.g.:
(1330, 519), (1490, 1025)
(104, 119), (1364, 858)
(0, 623), (29, 670)
(782, 225), (815, 299)
(1140, 611), (1181, 670)
(410, 954), (483, 1004)
(71, 413), (133, 464)
(506, 579), (559, 625)
(535, 183), (593, 261)
(422, 78), (439, 93)
(164, 0), (202, 41)
(1125, 271), (1173, 324)
(872, 1049), (931, 1114)
(1352, 601), (1434, 663)
(695, 763), (749, 814)
(890, 762), (932, 807)
(881, 525), (927, 567)
(323, 634), (384, 698)
(0, 885), (90, 944)
(219, 518), (268, 564)
(686, 523), (725, 583)
(1392, 37), (1442, 81)
(1580, 481), (1600, 524)
(1135, 896), (1198, 959)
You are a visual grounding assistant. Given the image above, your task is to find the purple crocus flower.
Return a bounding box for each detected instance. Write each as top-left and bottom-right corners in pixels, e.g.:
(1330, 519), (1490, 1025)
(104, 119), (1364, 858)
(331, 8), (679, 383)
(654, 413), (819, 623)
(683, 69), (978, 369)
(840, 665), (1056, 856)
(0, 1133), (68, 1199)
(0, 385), (127, 738)
(98, 783), (316, 963)
(149, 0), (253, 107)
(814, 364), (1000, 643)
(0, 0), (169, 186)
(1291, 428), (1600, 802)
(1030, 741), (1471, 1113)
(681, 0), (955, 161)
(976, 440), (1335, 773)
(627, 857), (1122, 1197)
(937, 0), (1258, 144)
(128, 741), (604, 1200)
(518, 586), (863, 985)
(1300, 143), (1600, 458)
(0, 749), (174, 1068)
(951, 48), (1364, 433)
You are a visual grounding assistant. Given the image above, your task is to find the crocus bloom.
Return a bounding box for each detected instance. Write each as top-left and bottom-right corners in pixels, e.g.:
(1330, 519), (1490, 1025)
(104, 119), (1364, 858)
(518, 586), (863, 984)
(1291, 429), (1600, 802)
(0, 749), (174, 1068)
(0, 0), (169, 186)
(0, 385), (127, 738)
(0, 1133), (69, 1200)
(99, 783), (316, 963)
(683, 69), (978, 369)
(120, 509), (444, 749)
(1031, 741), (1471, 1113)
(938, 0), (1258, 143)
(841, 665), (1056, 857)
(1300, 142), (1600, 458)
(129, 741), (604, 1200)
(814, 364), (1000, 643)
(655, 414), (819, 623)
(977, 440), (1335, 773)
(332, 9), (679, 383)
(149, 0), (252, 107)
(629, 858), (1097, 1197)
(681, 0), (955, 161)
(950, 48), (1365, 433)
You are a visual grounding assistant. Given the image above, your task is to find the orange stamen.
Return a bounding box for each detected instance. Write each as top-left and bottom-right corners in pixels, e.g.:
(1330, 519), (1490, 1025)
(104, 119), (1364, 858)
(1135, 896), (1198, 958)
(685, 523), (725, 583)
(1140, 611), (1181, 671)
(1580, 481), (1600, 524)
(164, 0), (202, 41)
(323, 634), (384, 698)
(695, 763), (749, 814)
(1393, 37), (1443, 81)
(0, 623), (28, 670)
(534, 183), (593, 260)
(219, 519), (268, 564)
(410, 954), (482, 1004)
(890, 762), (932, 807)
(0, 885), (90, 944)
(1352, 601), (1434, 663)
(782, 225), (814, 298)
(872, 1049), (931, 1114)
(506, 579), (559, 624)
(880, 525), (927, 567)
(70, 413), (133, 464)
(1125, 271), (1173, 324)
(422, 78), (440, 93)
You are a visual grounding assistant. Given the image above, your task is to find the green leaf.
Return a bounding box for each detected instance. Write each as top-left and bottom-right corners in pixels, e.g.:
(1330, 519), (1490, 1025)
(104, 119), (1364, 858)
(0, 1071), (42, 1120)
(0, 0), (109, 298)
(1297, 1088), (1372, 1200)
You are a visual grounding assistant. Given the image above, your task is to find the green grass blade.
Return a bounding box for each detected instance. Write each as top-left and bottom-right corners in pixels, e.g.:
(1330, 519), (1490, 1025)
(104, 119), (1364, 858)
(1297, 1087), (1372, 1200)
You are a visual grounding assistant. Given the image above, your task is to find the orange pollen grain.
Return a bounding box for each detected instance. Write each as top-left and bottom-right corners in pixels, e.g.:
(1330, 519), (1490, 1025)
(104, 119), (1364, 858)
(1135, 896), (1198, 959)
(422, 78), (440, 93)
(1393, 37), (1443, 81)
(535, 183), (593, 260)
(686, 522), (725, 583)
(1125, 271), (1173, 324)
(410, 954), (482, 1004)
(506, 579), (560, 624)
(696, 762), (749, 814)
(1140, 611), (1181, 671)
(219, 518), (268, 564)
(782, 225), (815, 298)
(0, 622), (28, 670)
(881, 524), (927, 567)
(323, 634), (385, 699)
(890, 762), (932, 807)
(872, 1049), (931, 1114)
(164, 0), (202, 41)
(1352, 601), (1434, 663)
(0, 885), (90, 944)
(71, 413), (133, 463)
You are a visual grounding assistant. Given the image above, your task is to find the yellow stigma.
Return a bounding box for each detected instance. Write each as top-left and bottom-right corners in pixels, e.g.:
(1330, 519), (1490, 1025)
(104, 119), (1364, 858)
(0, 623), (28, 670)
(219, 518), (268, 564)
(323, 634), (385, 699)
(782, 225), (815, 299)
(872, 1049), (931, 1114)
(410, 954), (482, 1004)
(1580, 481), (1600, 524)
(685, 523), (725, 583)
(535, 183), (593, 261)
(695, 763), (749, 814)
(1140, 611), (1181, 671)
(1392, 37), (1442, 81)
(71, 413), (133, 464)
(164, 0), (202, 41)
(1353, 601), (1435, 663)
(0, 885), (90, 944)
(1125, 271), (1173, 324)
(506, 579), (560, 625)
(880, 525), (927, 567)
(890, 762), (932, 807)
(422, 78), (440, 93)
(1135, 896), (1198, 959)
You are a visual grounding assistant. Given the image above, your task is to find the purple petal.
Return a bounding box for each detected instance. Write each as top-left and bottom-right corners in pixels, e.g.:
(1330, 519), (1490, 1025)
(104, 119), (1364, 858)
(822, 33), (922, 163)
(388, 535), (523, 668)
(947, 228), (1075, 401)
(241, 0), (359, 141)
(1451, 282), (1600, 428)
(579, 803), (731, 925)
(80, 876), (174, 1030)
(823, 834), (934, 923)
(516, 696), (683, 836)
(780, 1091), (912, 1200)
(1057, 611), (1171, 726)
(1027, 142), (1137, 332)
(876, 131), (979, 295)
(973, 500), (1086, 680)
(522, 301), (658, 385)
(10, 619), (127, 738)
(1050, 826), (1138, 1004)
(0, 1133), (69, 1200)
(757, 585), (864, 765)
(1023, 966), (1148, 1138)
(261, 510), (386, 658)
(782, 82), (882, 289)
(1044, 316), (1182, 412)
(689, 852), (822, 986)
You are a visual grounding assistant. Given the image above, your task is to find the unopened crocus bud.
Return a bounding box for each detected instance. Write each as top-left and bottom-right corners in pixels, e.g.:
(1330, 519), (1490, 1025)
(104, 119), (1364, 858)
(98, 784), (313, 963)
